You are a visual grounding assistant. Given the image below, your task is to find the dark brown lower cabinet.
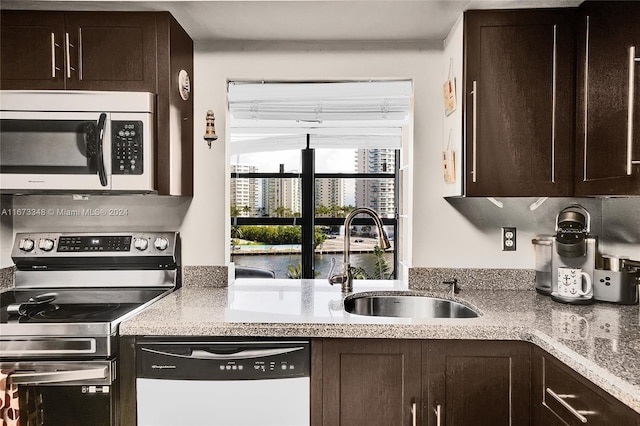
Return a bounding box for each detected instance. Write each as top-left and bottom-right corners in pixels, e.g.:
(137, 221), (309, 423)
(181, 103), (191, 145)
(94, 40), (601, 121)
(317, 338), (421, 426)
(313, 339), (531, 426)
(532, 347), (640, 426)
(425, 340), (532, 426)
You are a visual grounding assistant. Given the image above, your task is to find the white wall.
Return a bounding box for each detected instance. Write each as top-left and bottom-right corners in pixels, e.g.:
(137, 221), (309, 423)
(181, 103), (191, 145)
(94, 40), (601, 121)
(184, 40), (443, 268)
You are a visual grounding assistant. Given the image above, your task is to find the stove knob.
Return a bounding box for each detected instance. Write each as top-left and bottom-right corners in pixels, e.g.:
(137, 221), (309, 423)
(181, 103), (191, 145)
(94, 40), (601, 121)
(38, 238), (55, 252)
(19, 238), (35, 252)
(154, 237), (169, 251)
(133, 238), (149, 251)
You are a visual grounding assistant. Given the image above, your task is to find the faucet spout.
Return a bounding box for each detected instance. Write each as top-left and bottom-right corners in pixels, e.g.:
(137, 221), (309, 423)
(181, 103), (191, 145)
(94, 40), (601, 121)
(328, 207), (391, 293)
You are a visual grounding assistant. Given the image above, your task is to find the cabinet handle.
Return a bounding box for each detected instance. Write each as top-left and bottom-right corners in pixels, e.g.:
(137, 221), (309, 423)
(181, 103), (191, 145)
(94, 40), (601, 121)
(434, 404), (442, 426)
(627, 46), (640, 175)
(546, 387), (592, 423)
(471, 80), (478, 183)
(551, 24), (557, 183)
(410, 401), (417, 426)
(64, 32), (77, 79)
(582, 15), (590, 181)
(50, 32), (57, 78)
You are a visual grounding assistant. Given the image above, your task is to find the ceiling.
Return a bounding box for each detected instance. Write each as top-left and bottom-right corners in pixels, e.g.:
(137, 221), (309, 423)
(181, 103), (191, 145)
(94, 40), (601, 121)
(1, 0), (583, 43)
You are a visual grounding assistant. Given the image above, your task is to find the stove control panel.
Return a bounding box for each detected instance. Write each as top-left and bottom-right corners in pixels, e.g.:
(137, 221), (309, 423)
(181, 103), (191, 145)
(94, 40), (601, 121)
(58, 236), (132, 252)
(12, 232), (179, 262)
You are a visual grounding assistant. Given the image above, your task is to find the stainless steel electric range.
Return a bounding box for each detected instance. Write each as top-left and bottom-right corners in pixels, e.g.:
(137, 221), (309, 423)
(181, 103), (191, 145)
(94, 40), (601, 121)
(0, 231), (180, 426)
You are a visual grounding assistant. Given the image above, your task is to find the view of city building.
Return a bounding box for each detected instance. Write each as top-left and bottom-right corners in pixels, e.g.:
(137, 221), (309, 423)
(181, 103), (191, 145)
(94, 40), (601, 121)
(315, 178), (345, 211)
(230, 164), (258, 216)
(231, 149), (395, 217)
(262, 170), (301, 217)
(355, 148), (396, 218)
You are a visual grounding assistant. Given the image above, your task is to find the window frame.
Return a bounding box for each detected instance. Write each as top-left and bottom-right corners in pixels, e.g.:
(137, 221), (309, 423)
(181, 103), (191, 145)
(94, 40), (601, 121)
(230, 148), (399, 279)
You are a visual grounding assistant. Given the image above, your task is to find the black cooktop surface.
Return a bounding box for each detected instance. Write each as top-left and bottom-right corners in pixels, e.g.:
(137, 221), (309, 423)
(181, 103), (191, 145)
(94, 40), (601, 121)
(0, 288), (167, 323)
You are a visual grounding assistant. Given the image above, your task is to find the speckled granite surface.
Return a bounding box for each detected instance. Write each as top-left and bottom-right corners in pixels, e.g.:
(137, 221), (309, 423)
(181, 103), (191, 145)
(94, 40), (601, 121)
(0, 266), (14, 290)
(120, 279), (640, 414)
(182, 265), (228, 287)
(409, 267), (536, 291)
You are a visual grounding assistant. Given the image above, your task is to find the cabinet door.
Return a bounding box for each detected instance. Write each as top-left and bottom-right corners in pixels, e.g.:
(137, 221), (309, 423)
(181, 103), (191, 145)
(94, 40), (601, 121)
(425, 340), (531, 426)
(575, 1), (640, 195)
(532, 347), (640, 426)
(63, 12), (157, 92)
(0, 11), (66, 89)
(464, 10), (575, 196)
(321, 339), (421, 426)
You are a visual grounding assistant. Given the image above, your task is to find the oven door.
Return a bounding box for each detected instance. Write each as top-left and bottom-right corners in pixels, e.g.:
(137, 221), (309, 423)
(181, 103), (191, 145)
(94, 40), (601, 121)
(0, 111), (112, 192)
(0, 360), (117, 426)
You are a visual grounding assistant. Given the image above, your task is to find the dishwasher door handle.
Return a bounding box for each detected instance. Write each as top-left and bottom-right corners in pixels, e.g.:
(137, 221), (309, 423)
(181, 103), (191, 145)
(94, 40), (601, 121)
(142, 346), (306, 360)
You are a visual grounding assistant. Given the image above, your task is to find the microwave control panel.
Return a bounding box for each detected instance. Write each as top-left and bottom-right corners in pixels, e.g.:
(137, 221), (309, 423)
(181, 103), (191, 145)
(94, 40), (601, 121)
(112, 121), (143, 175)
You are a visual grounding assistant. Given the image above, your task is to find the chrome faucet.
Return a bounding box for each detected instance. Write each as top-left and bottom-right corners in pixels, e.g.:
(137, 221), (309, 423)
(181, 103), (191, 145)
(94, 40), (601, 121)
(328, 207), (392, 293)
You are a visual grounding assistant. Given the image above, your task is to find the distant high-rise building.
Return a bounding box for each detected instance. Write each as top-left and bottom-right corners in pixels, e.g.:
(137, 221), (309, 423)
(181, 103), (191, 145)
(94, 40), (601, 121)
(355, 149), (395, 218)
(315, 178), (345, 212)
(230, 164), (258, 216)
(262, 170), (301, 217)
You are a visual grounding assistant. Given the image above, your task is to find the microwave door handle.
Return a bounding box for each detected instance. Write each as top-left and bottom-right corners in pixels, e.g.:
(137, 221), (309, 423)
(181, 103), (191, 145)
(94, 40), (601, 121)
(96, 113), (108, 187)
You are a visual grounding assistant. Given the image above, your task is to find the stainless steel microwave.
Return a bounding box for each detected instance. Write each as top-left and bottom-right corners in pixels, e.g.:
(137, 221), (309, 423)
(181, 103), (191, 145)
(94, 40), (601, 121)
(0, 90), (154, 193)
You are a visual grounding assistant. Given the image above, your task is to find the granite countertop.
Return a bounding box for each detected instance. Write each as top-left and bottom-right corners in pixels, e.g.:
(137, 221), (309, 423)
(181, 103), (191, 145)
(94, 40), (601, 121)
(120, 279), (640, 414)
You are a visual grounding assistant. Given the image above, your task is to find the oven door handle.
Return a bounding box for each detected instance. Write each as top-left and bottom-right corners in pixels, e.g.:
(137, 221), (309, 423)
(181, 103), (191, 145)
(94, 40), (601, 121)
(9, 366), (108, 385)
(96, 112), (108, 187)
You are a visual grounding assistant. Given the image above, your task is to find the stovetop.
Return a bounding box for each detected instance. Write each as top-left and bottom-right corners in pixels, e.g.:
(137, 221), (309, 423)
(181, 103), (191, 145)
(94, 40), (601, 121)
(0, 288), (168, 324)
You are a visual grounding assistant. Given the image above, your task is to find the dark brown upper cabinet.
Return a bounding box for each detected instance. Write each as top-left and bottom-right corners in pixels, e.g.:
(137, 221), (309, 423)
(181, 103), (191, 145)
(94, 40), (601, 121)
(463, 9), (576, 197)
(575, 1), (640, 196)
(0, 12), (65, 89)
(1, 11), (157, 92)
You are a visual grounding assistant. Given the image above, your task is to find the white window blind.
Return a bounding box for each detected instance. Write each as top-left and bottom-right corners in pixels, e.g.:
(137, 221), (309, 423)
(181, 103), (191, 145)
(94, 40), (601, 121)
(228, 81), (411, 154)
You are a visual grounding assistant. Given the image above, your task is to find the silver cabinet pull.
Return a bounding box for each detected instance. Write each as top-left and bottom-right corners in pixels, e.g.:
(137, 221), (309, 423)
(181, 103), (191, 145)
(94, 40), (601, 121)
(434, 404), (442, 426)
(410, 401), (417, 426)
(582, 15), (590, 181)
(628, 46), (640, 175)
(471, 80), (478, 182)
(551, 24), (558, 183)
(65, 32), (76, 79)
(546, 387), (591, 423)
(50, 32), (57, 78)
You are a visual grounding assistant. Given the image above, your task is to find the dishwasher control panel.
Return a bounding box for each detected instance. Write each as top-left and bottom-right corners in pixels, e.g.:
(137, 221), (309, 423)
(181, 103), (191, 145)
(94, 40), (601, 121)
(136, 340), (310, 380)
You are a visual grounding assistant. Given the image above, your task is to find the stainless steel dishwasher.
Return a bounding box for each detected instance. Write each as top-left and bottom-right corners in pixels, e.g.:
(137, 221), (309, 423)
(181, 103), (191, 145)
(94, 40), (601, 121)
(136, 340), (310, 426)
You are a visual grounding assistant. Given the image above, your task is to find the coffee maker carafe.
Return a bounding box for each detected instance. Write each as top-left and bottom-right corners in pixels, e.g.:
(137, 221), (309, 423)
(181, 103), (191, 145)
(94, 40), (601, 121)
(551, 205), (597, 303)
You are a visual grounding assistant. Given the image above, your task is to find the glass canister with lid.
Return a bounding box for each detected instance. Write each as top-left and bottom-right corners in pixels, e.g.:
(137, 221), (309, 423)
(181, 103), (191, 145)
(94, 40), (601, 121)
(532, 235), (554, 295)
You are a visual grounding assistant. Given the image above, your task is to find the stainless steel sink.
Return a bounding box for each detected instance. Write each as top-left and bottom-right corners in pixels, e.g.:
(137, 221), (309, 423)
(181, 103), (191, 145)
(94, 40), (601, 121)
(343, 292), (480, 319)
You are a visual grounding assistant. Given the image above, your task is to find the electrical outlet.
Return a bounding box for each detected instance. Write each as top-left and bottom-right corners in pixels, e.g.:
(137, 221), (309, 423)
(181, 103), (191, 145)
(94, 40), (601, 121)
(502, 227), (516, 251)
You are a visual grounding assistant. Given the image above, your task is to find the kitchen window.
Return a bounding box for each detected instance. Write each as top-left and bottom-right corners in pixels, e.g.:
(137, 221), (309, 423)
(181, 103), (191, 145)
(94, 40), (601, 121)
(228, 81), (411, 280)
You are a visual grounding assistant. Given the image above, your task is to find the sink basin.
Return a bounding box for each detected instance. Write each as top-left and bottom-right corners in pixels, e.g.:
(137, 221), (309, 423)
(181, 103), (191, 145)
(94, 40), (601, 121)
(343, 292), (480, 319)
